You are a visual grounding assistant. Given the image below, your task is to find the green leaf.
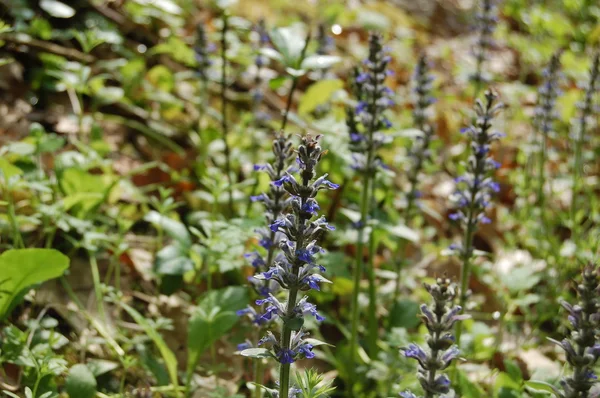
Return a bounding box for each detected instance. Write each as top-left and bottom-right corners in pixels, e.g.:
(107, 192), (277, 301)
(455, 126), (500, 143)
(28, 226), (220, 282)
(116, 301), (180, 396)
(144, 211), (191, 247)
(494, 372), (521, 396)
(187, 287), (248, 373)
(300, 55), (341, 71)
(389, 299), (421, 328)
(303, 338), (334, 347)
(298, 79), (344, 115)
(504, 359), (523, 382)
(385, 223), (419, 243)
(86, 359), (119, 377)
(0, 158), (23, 181)
(65, 364), (97, 398)
(240, 348), (274, 359)
(154, 245), (194, 275)
(59, 168), (113, 216)
(40, 0), (75, 18)
(150, 36), (196, 67)
(270, 25), (307, 68)
(0, 249), (70, 319)
(524, 380), (560, 396)
(456, 369), (486, 398)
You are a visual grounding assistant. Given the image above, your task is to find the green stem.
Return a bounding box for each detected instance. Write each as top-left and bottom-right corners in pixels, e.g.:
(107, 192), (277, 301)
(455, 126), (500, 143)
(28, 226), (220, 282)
(392, 191), (417, 306)
(89, 252), (106, 324)
(349, 56), (382, 375)
(536, 130), (547, 209)
(253, 359), (264, 398)
(570, 88), (591, 243)
(281, 77), (298, 131)
(220, 12), (234, 215)
(455, 214), (476, 344)
(279, 284), (299, 398)
(5, 189), (24, 249)
(349, 171), (371, 371)
(366, 179), (378, 357)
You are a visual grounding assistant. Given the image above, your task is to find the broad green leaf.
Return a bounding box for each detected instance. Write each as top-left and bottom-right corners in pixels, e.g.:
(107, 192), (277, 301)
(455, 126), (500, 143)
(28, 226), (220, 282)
(187, 287), (248, 373)
(59, 168), (113, 216)
(40, 0), (75, 18)
(154, 245), (194, 275)
(494, 372), (521, 396)
(504, 359), (523, 382)
(144, 211), (191, 247)
(0, 249), (70, 319)
(298, 79), (343, 115)
(300, 55), (341, 71)
(500, 265), (541, 294)
(524, 380), (560, 396)
(65, 364), (97, 398)
(3, 142), (35, 156)
(60, 168), (109, 195)
(260, 48), (283, 63)
(150, 37), (196, 66)
(117, 301), (180, 396)
(0, 158), (23, 181)
(385, 223), (419, 243)
(240, 348), (274, 359)
(270, 25), (307, 68)
(86, 359), (119, 377)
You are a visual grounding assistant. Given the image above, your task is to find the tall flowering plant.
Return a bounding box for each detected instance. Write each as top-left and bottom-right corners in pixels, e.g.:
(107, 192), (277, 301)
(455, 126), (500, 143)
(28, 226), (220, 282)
(400, 278), (469, 398)
(549, 264), (600, 398)
(240, 135), (338, 398)
(570, 53), (599, 240)
(534, 52), (562, 208)
(250, 19), (271, 125)
(393, 54), (437, 304)
(449, 90), (504, 342)
(347, 32), (395, 361)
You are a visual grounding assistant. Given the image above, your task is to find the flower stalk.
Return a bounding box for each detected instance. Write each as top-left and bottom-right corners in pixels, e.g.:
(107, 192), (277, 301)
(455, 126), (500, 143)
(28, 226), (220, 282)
(549, 264), (600, 398)
(241, 135), (337, 398)
(393, 54), (436, 305)
(449, 90), (504, 343)
(220, 12), (234, 214)
(534, 52), (562, 209)
(570, 53), (599, 241)
(400, 278), (469, 398)
(347, 32), (394, 364)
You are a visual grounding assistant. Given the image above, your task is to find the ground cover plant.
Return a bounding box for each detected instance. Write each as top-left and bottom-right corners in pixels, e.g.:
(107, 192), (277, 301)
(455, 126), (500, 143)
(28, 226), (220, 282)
(0, 0), (599, 397)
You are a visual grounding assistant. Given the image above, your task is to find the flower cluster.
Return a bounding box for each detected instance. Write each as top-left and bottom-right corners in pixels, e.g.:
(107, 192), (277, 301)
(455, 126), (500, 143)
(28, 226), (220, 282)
(246, 135), (337, 370)
(470, 0), (499, 88)
(549, 264), (600, 398)
(346, 33), (394, 174)
(195, 24), (214, 81)
(535, 52), (562, 140)
(251, 19), (271, 122)
(400, 278), (469, 398)
(449, 90), (504, 230)
(572, 52), (599, 165)
(406, 54), (436, 209)
(237, 133), (294, 332)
